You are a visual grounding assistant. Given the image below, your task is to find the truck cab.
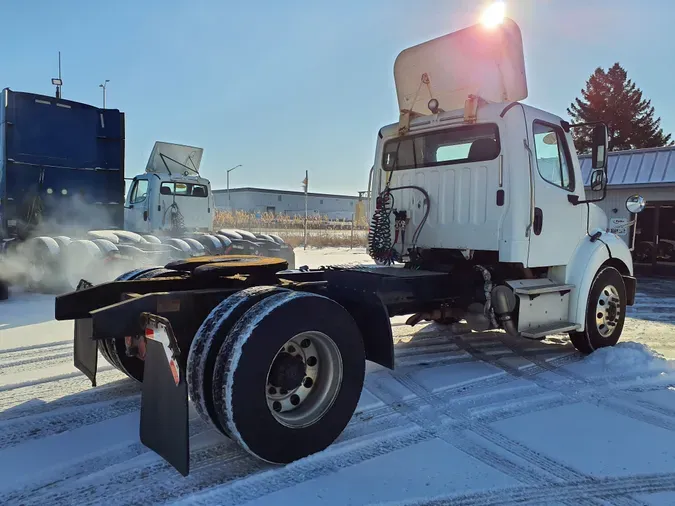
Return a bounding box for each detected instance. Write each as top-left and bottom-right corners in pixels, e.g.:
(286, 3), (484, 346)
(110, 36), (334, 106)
(124, 142), (214, 234)
(369, 17), (646, 352)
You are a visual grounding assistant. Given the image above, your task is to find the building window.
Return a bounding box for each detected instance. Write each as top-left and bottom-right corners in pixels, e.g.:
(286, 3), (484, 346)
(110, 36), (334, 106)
(278, 195), (282, 202)
(320, 199), (323, 204)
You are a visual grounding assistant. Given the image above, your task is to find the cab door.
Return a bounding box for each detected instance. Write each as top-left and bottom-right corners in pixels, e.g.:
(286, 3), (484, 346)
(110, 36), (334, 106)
(124, 177), (151, 233)
(524, 112), (586, 267)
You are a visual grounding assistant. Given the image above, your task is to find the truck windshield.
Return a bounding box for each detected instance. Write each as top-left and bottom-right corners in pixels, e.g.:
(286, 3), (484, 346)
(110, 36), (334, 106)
(382, 123), (500, 171)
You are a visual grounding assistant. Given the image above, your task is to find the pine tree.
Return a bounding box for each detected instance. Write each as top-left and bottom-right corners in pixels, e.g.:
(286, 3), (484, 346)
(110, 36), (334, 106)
(567, 63), (672, 153)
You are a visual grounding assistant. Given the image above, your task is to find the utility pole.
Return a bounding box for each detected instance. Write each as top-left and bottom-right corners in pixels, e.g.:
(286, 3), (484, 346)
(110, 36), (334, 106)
(99, 79), (110, 108)
(227, 164), (242, 210)
(303, 170), (308, 250)
(52, 51), (63, 99)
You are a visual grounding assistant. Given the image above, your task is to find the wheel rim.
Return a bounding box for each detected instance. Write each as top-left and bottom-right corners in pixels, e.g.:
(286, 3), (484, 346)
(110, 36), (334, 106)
(595, 284), (621, 338)
(265, 331), (343, 428)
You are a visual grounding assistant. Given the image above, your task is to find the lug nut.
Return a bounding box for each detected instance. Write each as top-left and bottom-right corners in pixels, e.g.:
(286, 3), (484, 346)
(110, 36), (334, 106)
(290, 394), (300, 406)
(307, 356), (317, 367)
(280, 388), (288, 395)
(287, 345), (296, 354)
(303, 377), (313, 388)
(301, 339), (311, 348)
(272, 401), (282, 412)
(268, 386), (277, 395)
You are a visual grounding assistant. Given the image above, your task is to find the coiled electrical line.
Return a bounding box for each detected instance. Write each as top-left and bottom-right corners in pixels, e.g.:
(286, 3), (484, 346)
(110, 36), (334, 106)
(367, 184), (431, 265)
(368, 189), (399, 264)
(164, 202), (185, 233)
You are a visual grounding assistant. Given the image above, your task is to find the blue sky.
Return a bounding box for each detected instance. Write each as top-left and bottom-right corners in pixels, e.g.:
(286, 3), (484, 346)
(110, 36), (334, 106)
(1, 0), (673, 195)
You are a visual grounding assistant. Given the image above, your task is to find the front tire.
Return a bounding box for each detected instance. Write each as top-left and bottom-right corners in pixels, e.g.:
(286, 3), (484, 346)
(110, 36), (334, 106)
(569, 266), (626, 354)
(211, 291), (365, 464)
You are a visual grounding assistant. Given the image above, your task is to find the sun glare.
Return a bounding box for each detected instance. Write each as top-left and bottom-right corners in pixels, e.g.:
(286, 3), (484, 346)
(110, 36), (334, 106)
(481, 2), (506, 28)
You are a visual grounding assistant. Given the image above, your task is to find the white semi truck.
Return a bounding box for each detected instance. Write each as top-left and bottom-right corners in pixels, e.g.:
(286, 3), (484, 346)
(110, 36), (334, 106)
(56, 16), (645, 476)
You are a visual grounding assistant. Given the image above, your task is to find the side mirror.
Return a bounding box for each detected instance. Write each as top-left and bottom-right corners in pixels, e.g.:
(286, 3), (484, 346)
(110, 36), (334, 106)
(626, 194), (646, 214)
(590, 168), (606, 191)
(591, 123), (609, 169)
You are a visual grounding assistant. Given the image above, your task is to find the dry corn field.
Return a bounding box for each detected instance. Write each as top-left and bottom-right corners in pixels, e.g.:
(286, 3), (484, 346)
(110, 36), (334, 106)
(214, 210), (369, 248)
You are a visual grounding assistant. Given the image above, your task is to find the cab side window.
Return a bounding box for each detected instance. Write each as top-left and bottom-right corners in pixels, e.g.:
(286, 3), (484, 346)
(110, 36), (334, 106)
(533, 122), (574, 191)
(130, 179), (149, 204)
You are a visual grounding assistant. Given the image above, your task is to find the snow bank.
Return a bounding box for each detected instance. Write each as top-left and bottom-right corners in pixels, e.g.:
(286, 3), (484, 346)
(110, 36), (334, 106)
(584, 342), (674, 375)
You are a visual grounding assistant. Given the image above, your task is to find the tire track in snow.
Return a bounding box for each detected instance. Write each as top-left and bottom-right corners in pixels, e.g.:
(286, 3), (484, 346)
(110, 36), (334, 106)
(390, 336), (675, 506)
(0, 364), (115, 394)
(166, 427), (431, 506)
(364, 375), (559, 490)
(0, 396), (141, 450)
(0, 375), (139, 422)
(0, 339), (71, 355)
(16, 399), (414, 505)
(0, 341), (70, 362)
(175, 356), (598, 506)
(384, 472), (675, 506)
(1, 414), (216, 502)
(0, 367), (128, 415)
(388, 363), (653, 506)
(0, 351), (74, 376)
(373, 372), (603, 506)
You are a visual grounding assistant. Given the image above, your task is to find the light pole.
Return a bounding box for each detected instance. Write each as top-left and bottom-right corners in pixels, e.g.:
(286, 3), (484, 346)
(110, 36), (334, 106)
(227, 164), (242, 210)
(99, 79), (110, 108)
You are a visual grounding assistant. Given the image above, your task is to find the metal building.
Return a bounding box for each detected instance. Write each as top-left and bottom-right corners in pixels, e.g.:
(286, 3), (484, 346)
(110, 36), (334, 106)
(580, 145), (675, 277)
(212, 187), (362, 220)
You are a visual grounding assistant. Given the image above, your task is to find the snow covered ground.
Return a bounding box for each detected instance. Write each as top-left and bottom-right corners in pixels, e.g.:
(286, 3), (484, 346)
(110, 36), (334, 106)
(1, 247), (675, 505)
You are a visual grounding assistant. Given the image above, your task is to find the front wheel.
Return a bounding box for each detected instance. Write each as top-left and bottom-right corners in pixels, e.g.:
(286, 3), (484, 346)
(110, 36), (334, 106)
(211, 291), (366, 464)
(569, 266), (626, 354)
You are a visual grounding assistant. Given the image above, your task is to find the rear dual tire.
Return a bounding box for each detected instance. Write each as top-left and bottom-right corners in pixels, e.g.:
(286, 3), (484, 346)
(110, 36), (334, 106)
(187, 289), (365, 464)
(98, 267), (181, 382)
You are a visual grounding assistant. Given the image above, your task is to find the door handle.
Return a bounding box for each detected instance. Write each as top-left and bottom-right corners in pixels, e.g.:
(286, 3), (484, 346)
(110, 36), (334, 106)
(533, 207), (543, 235)
(143, 210), (148, 221)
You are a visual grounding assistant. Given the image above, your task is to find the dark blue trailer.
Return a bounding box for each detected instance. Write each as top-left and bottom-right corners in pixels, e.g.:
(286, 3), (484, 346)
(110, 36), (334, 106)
(0, 88), (125, 240)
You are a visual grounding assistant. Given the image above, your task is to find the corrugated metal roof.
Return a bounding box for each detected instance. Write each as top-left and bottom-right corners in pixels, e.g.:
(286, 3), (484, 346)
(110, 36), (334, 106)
(580, 145), (675, 187)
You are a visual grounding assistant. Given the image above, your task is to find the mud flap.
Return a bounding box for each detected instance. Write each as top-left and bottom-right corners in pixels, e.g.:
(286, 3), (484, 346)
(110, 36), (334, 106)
(72, 279), (99, 387)
(139, 314), (190, 477)
(74, 318), (98, 387)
